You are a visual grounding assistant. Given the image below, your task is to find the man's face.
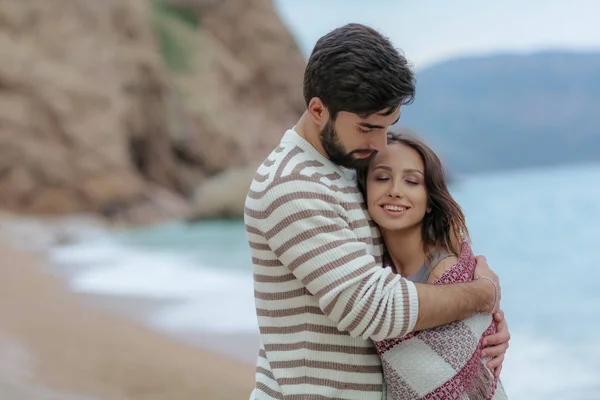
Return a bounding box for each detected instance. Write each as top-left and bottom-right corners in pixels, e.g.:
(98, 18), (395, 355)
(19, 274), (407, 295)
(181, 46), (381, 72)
(320, 109), (401, 169)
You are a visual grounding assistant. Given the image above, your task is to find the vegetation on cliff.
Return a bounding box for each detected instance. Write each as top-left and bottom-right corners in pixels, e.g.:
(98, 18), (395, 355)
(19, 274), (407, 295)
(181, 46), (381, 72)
(0, 0), (305, 224)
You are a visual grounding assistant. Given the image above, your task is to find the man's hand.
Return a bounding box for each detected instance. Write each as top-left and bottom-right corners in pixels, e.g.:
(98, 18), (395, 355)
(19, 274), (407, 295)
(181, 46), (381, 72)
(473, 255), (501, 313)
(482, 310), (510, 378)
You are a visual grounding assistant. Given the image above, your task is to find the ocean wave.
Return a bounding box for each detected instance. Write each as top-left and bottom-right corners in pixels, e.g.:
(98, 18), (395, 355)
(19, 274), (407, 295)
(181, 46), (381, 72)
(502, 333), (600, 399)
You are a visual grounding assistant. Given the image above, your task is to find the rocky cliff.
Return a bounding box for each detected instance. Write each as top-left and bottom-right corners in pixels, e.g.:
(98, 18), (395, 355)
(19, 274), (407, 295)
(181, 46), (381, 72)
(0, 0), (305, 224)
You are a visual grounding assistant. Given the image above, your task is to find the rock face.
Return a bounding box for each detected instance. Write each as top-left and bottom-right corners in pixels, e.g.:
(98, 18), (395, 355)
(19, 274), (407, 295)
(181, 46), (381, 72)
(160, 0), (306, 180)
(0, 0), (305, 223)
(188, 164), (260, 221)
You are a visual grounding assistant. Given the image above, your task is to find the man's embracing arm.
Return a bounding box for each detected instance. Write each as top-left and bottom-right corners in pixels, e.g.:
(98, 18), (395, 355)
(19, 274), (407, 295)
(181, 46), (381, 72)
(248, 175), (497, 340)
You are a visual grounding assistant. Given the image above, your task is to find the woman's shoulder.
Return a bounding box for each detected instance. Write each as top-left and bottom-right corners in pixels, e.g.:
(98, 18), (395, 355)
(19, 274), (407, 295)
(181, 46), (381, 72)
(427, 240), (476, 284)
(426, 253), (459, 283)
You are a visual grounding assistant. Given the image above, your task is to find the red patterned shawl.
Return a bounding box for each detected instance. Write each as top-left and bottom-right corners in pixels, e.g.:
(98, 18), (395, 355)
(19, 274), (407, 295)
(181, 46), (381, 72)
(375, 243), (507, 399)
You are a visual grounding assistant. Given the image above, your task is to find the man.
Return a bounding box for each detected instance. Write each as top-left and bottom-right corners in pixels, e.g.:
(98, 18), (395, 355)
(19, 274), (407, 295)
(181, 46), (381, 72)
(244, 23), (509, 400)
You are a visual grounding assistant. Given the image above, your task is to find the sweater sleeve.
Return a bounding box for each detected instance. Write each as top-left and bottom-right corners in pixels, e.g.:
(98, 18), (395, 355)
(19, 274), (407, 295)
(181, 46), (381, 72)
(259, 175), (419, 341)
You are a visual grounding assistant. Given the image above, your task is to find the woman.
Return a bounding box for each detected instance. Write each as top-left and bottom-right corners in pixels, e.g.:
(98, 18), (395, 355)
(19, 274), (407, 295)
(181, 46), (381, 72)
(357, 132), (508, 399)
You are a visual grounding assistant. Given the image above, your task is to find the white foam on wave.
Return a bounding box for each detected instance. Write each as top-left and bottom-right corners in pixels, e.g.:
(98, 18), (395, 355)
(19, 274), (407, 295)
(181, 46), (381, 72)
(50, 238), (258, 332)
(50, 238), (125, 267)
(54, 242), (247, 295)
(149, 295), (259, 334)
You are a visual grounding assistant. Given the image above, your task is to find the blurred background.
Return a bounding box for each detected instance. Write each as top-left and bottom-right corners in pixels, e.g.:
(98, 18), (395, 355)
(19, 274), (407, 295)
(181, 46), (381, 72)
(0, 0), (598, 399)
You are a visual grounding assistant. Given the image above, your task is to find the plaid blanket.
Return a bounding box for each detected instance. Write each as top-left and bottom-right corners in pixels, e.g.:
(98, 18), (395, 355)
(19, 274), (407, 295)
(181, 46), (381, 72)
(375, 243), (507, 399)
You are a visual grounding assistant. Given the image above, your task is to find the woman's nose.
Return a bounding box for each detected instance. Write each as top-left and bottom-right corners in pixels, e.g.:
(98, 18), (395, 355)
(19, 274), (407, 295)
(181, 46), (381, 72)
(387, 181), (404, 198)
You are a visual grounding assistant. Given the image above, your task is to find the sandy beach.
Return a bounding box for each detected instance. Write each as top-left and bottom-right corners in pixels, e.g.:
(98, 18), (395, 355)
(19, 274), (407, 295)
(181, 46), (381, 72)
(0, 244), (255, 400)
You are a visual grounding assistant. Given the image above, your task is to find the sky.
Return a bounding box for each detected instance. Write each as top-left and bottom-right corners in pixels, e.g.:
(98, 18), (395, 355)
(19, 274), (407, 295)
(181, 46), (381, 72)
(274, 0), (600, 70)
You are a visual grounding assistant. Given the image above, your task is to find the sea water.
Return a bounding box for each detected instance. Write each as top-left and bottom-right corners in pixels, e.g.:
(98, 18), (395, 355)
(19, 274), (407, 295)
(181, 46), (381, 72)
(49, 163), (600, 400)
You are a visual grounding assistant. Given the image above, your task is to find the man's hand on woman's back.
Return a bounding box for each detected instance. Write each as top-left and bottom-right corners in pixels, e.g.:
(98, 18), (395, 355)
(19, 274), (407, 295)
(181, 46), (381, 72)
(474, 256), (509, 378)
(473, 255), (501, 314)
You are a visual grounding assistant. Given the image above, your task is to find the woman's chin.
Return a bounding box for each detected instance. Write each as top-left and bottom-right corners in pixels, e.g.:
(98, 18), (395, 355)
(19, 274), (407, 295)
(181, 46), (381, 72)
(378, 221), (411, 233)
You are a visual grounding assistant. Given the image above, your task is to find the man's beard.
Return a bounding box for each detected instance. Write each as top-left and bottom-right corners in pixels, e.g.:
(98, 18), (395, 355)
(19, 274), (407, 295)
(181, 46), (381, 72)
(320, 120), (372, 170)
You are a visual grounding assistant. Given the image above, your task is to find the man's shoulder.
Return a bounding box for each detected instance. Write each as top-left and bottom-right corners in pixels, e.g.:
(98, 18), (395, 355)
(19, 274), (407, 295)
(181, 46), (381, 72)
(252, 143), (340, 188)
(245, 150), (354, 215)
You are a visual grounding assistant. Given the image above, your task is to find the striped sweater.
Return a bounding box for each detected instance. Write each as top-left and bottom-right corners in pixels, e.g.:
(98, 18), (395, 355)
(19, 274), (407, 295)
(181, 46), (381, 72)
(244, 129), (420, 400)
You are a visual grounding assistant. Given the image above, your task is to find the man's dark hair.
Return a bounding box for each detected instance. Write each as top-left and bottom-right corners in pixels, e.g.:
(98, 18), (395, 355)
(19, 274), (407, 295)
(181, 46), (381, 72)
(303, 23), (415, 118)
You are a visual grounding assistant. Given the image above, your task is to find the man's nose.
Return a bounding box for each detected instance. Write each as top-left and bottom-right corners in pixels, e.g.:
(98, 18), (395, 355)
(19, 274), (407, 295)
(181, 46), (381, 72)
(370, 132), (388, 152)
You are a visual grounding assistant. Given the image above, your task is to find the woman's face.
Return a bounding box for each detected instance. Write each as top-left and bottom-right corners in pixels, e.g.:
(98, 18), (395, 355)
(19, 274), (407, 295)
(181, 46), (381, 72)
(365, 143), (428, 233)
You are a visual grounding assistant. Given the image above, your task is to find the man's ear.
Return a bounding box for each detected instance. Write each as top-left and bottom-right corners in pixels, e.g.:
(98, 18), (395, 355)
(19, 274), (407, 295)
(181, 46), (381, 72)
(307, 97), (329, 127)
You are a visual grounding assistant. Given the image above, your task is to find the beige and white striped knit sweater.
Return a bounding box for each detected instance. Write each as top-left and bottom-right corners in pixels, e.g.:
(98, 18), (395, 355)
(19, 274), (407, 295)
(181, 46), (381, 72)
(244, 129), (420, 400)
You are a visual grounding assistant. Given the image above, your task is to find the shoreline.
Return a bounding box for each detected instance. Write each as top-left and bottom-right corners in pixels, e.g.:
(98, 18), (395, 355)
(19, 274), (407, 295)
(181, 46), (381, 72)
(77, 292), (261, 365)
(0, 243), (256, 399)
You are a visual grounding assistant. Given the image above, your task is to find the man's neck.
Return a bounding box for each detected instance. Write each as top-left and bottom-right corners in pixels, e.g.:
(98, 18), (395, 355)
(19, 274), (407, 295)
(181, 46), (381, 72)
(381, 227), (427, 277)
(295, 111), (329, 159)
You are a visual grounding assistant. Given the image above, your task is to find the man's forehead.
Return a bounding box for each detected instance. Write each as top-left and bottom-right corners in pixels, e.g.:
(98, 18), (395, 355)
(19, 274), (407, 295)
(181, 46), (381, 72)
(366, 108), (400, 124)
(339, 107), (400, 121)
(367, 107), (400, 120)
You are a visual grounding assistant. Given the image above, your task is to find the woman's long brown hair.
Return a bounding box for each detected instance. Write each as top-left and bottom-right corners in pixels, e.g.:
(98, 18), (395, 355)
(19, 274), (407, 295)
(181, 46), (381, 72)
(357, 131), (470, 257)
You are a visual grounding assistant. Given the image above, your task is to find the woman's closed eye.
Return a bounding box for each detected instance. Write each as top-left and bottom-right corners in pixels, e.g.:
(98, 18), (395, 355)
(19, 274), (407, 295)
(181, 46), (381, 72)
(374, 175), (390, 182)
